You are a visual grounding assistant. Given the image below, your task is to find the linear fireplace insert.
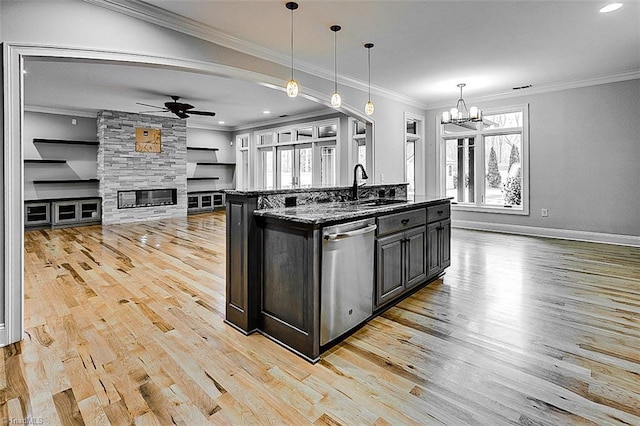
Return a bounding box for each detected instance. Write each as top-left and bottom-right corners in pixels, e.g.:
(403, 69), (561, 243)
(117, 189), (177, 209)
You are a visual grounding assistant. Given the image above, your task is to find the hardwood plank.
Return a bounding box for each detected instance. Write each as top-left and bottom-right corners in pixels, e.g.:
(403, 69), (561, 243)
(9, 212), (640, 424)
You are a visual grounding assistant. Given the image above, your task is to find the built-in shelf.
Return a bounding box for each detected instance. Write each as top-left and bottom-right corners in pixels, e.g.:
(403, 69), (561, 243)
(187, 177), (220, 181)
(33, 179), (99, 184)
(24, 159), (67, 164)
(33, 138), (99, 146)
(195, 162), (236, 166)
(187, 147), (219, 151)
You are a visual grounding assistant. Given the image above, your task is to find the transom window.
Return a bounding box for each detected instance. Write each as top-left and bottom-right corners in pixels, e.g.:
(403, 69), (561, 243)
(256, 119), (339, 190)
(439, 105), (529, 214)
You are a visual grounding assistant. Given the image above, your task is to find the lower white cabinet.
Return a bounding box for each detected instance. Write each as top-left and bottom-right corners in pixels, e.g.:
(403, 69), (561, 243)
(187, 191), (225, 214)
(52, 198), (101, 227)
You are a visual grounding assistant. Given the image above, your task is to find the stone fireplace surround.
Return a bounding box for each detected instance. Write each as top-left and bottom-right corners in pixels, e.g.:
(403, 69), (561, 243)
(97, 111), (187, 225)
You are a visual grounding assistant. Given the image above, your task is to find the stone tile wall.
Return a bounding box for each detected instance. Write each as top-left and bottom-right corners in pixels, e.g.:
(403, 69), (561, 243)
(97, 111), (187, 224)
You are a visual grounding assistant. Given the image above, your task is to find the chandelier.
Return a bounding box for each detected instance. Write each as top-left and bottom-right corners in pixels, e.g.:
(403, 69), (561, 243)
(441, 83), (482, 124)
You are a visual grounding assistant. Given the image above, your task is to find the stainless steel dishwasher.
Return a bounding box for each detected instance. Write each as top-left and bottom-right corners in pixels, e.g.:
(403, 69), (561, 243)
(321, 218), (377, 345)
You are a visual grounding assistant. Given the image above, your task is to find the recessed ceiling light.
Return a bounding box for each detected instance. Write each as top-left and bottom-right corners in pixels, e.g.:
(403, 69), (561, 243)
(218, 121), (225, 124)
(599, 3), (623, 13)
(263, 110), (271, 114)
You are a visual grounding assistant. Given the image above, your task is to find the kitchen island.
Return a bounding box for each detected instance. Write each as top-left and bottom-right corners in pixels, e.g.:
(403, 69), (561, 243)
(225, 184), (451, 362)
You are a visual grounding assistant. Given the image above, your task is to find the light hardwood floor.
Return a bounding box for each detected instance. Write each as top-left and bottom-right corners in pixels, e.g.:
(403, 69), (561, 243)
(4, 211), (640, 425)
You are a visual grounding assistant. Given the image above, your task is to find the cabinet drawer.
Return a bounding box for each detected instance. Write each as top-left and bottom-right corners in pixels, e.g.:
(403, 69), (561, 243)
(377, 208), (426, 236)
(427, 203), (450, 223)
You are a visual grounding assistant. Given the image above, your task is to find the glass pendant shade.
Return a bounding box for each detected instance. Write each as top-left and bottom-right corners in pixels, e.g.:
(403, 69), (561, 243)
(285, 2), (299, 97)
(287, 79), (299, 97)
(365, 100), (374, 116)
(330, 25), (342, 108)
(331, 92), (342, 108)
(364, 43), (374, 116)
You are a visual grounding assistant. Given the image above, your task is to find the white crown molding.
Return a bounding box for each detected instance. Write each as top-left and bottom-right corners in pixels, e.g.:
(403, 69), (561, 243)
(453, 220), (640, 248)
(426, 70), (640, 110)
(25, 105), (98, 118)
(80, 0), (428, 110)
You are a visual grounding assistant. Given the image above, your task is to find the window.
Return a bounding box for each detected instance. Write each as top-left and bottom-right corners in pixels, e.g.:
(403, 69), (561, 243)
(262, 149), (274, 190)
(255, 119), (338, 190)
(405, 114), (423, 199)
(236, 133), (250, 190)
(439, 105), (528, 214)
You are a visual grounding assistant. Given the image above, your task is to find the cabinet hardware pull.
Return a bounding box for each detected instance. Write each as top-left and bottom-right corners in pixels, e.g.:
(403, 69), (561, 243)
(401, 219), (410, 225)
(437, 210), (443, 215)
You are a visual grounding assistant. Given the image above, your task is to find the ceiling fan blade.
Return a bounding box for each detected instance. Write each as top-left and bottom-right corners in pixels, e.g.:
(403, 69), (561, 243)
(138, 110), (169, 114)
(136, 102), (166, 110)
(188, 110), (216, 116)
(174, 111), (190, 119)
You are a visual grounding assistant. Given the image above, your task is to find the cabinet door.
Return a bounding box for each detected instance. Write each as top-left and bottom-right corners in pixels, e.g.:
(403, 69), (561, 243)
(79, 200), (100, 221)
(427, 222), (441, 277)
(376, 233), (404, 307)
(53, 201), (79, 224)
(25, 203), (51, 226)
(405, 225), (427, 289)
(201, 194), (213, 209)
(439, 219), (451, 270)
(187, 195), (199, 210)
(213, 192), (224, 207)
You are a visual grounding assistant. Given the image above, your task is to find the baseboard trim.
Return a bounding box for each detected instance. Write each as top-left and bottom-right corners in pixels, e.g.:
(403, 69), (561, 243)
(453, 220), (640, 247)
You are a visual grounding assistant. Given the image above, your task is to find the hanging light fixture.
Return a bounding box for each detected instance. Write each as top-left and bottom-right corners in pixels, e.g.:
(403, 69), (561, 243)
(330, 25), (342, 108)
(364, 43), (374, 116)
(285, 2), (299, 97)
(441, 83), (482, 124)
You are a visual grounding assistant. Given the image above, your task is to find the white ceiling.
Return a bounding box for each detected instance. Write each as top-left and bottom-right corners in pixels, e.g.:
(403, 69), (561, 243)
(24, 0), (640, 129)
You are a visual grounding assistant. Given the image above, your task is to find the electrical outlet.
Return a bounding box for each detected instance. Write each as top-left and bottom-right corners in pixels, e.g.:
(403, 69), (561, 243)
(380, 173), (385, 183)
(541, 208), (548, 217)
(71, 118), (77, 125)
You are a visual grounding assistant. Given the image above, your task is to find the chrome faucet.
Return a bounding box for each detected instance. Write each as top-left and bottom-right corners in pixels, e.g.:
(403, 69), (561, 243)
(352, 163), (369, 200)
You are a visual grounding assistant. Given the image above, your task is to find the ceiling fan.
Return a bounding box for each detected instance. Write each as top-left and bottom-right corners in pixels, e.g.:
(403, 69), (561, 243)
(137, 95), (216, 119)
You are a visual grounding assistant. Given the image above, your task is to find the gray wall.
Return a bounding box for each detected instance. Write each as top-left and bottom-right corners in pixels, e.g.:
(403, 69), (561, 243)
(24, 111), (99, 200)
(425, 79), (640, 237)
(186, 127), (235, 190)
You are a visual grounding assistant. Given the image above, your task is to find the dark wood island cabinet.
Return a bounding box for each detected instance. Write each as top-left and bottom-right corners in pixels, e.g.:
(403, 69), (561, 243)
(225, 185), (451, 362)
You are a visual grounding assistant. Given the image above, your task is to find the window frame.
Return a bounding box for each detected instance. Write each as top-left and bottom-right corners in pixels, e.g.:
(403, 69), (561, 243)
(437, 104), (529, 215)
(254, 118), (340, 190)
(404, 113), (424, 199)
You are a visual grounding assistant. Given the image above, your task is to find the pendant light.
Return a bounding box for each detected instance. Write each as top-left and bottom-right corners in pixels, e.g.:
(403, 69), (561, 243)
(330, 25), (342, 108)
(441, 83), (482, 124)
(364, 43), (374, 116)
(285, 2), (299, 97)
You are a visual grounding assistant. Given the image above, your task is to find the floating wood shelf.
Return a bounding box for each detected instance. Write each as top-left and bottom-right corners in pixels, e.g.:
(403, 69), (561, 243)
(187, 177), (220, 181)
(33, 179), (99, 184)
(33, 138), (99, 146)
(24, 159), (67, 164)
(195, 162), (236, 166)
(187, 147), (219, 151)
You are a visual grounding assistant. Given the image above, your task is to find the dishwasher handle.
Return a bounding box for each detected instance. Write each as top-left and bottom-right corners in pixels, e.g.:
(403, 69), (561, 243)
(324, 224), (377, 241)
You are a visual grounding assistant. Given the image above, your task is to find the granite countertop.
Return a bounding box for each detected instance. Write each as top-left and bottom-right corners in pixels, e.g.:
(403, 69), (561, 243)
(225, 183), (408, 197)
(253, 195), (452, 225)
